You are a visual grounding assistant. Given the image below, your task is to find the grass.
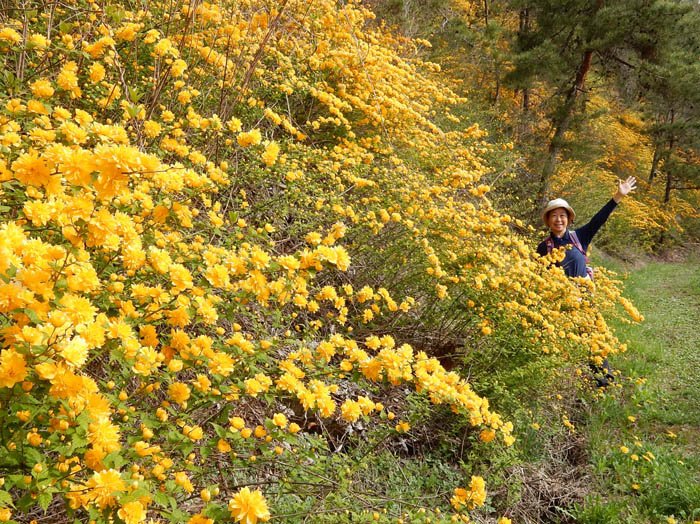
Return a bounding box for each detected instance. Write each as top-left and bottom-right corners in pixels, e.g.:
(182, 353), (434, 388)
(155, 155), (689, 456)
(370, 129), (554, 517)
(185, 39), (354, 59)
(575, 253), (700, 523)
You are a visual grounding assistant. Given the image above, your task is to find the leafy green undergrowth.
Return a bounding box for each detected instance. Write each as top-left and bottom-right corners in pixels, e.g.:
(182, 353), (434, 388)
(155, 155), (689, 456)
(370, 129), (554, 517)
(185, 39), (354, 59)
(575, 254), (700, 523)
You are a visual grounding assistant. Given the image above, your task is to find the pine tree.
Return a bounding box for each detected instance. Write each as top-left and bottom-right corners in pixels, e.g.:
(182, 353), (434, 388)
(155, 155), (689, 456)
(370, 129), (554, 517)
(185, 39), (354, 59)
(504, 0), (696, 207)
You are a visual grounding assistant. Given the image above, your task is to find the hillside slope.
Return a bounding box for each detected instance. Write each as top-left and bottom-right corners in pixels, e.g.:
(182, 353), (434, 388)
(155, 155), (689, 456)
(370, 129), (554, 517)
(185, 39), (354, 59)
(0, 1), (642, 522)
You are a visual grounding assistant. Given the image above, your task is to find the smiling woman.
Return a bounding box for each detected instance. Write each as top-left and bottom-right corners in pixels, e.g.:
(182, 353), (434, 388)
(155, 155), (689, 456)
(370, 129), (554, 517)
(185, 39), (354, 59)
(537, 176), (637, 278)
(537, 176), (637, 386)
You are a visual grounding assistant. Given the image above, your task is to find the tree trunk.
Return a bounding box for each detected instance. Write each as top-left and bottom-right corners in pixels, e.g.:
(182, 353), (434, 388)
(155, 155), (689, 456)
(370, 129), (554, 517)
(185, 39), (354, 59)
(652, 109), (675, 187)
(538, 48), (595, 206)
(655, 168), (674, 248)
(493, 66), (500, 105)
(519, 8), (530, 113)
(537, 0), (604, 207)
(648, 140), (662, 185)
(663, 170), (673, 204)
(522, 88), (530, 113)
(484, 0), (489, 26)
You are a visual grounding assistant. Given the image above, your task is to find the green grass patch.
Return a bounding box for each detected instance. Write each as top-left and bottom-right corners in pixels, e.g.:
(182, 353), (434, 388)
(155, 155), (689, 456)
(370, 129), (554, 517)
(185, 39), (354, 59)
(578, 255), (700, 523)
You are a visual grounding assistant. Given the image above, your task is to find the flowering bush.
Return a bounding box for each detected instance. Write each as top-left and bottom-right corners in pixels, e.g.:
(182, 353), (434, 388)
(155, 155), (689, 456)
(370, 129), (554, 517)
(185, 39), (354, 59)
(0, 0), (641, 522)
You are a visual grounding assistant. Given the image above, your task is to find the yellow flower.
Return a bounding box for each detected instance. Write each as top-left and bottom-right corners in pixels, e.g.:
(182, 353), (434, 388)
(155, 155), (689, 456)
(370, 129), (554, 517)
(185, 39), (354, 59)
(144, 29), (160, 44)
(189, 513), (213, 524)
(27, 432), (42, 446)
(227, 117), (242, 133)
(175, 471), (194, 493)
(27, 99), (48, 115)
(88, 418), (121, 453)
(57, 61), (81, 98)
(341, 400), (362, 422)
(245, 247), (269, 270)
(118, 501), (146, 524)
(171, 59), (188, 77)
(230, 417), (246, 430)
(154, 38), (176, 57)
(183, 425), (203, 441)
(6, 98), (26, 112)
(143, 120), (162, 138)
(59, 336), (89, 367)
(272, 413), (288, 428)
(30, 79), (54, 98)
(228, 487), (271, 524)
(0, 27), (21, 44)
(0, 348), (28, 389)
(168, 382), (191, 404)
(237, 129), (262, 147)
(395, 421), (410, 432)
(85, 469), (126, 509)
(261, 142), (280, 166)
(479, 429), (496, 443)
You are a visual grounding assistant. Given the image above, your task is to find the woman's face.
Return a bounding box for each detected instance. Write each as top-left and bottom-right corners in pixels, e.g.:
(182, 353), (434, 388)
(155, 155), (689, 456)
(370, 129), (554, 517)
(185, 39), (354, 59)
(547, 208), (569, 237)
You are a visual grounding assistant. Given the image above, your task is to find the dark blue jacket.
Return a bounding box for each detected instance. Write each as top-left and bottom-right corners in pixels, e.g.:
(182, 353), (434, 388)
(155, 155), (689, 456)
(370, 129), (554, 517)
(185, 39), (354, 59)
(537, 199), (618, 278)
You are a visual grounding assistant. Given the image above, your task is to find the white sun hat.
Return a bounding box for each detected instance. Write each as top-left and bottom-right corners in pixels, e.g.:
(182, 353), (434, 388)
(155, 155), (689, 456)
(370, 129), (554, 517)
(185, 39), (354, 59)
(542, 198), (575, 225)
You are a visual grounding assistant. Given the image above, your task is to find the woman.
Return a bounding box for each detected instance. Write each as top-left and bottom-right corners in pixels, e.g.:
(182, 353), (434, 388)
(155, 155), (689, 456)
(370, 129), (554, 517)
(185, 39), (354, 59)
(537, 176), (637, 386)
(537, 176), (637, 277)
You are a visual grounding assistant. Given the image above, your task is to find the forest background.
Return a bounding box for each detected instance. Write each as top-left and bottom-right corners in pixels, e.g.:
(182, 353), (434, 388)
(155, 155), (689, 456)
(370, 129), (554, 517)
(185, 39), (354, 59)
(0, 0), (698, 523)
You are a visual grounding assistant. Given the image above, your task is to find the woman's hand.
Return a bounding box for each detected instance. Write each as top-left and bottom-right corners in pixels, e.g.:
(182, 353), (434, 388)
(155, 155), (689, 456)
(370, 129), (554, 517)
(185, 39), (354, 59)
(613, 176), (637, 203)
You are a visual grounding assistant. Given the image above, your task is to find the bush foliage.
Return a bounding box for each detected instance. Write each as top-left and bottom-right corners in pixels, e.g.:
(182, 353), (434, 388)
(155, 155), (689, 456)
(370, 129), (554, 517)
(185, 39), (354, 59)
(0, 0), (641, 522)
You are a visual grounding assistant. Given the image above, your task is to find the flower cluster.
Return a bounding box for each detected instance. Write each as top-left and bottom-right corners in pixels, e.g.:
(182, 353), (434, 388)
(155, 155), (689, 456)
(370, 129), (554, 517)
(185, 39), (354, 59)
(0, 0), (641, 522)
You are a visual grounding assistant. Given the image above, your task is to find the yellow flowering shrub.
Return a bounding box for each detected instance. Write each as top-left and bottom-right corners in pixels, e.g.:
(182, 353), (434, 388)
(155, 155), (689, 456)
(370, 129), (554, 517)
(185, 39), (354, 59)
(0, 0), (641, 522)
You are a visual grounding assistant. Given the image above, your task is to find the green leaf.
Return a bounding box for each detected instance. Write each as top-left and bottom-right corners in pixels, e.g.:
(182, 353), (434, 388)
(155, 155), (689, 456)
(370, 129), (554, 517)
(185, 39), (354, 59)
(66, 434), (89, 454)
(0, 264), (16, 282)
(75, 409), (91, 430)
(128, 87), (143, 103)
(7, 475), (26, 489)
(37, 492), (52, 511)
(58, 22), (72, 34)
(118, 488), (151, 504)
(203, 503), (230, 519)
(165, 509), (190, 521)
(164, 480), (177, 496)
(24, 308), (41, 324)
(0, 490), (13, 506)
(24, 448), (43, 465)
(102, 451), (126, 470)
(0, 449), (22, 467)
(126, 104), (141, 118)
(106, 5), (126, 23)
(212, 423), (227, 438)
(152, 491), (170, 507)
(180, 442), (195, 457)
(3, 71), (17, 89)
(17, 493), (35, 512)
